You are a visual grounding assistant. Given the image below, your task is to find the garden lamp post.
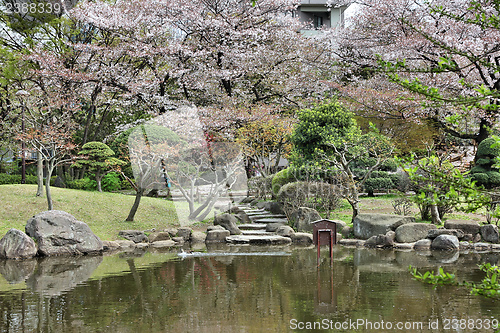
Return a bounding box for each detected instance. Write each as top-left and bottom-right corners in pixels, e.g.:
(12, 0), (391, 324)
(16, 90), (29, 184)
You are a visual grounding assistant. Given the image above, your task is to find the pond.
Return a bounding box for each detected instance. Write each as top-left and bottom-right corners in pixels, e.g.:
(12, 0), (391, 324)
(0, 245), (499, 333)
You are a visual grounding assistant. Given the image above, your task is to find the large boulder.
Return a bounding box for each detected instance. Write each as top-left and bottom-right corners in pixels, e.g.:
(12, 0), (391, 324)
(276, 225), (294, 237)
(444, 220), (481, 235)
(148, 232), (171, 243)
(0, 229), (37, 259)
(25, 210), (103, 256)
(480, 224), (499, 243)
(177, 227), (193, 242)
(395, 223), (437, 243)
(290, 207), (321, 232)
(341, 225), (353, 238)
(150, 240), (176, 248)
(330, 220), (348, 231)
(206, 230), (230, 243)
(290, 232), (313, 245)
(414, 239), (432, 250)
(265, 222), (286, 232)
(268, 202), (285, 215)
(235, 212), (251, 224)
(353, 213), (415, 240)
(364, 234), (394, 248)
(427, 229), (465, 239)
(118, 230), (148, 243)
(191, 231), (207, 243)
(102, 240), (120, 251)
(431, 235), (459, 251)
(214, 214), (242, 235)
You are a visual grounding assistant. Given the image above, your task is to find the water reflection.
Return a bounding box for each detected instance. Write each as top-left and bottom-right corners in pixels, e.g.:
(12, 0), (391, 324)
(26, 256), (103, 296)
(0, 259), (36, 284)
(0, 247), (499, 332)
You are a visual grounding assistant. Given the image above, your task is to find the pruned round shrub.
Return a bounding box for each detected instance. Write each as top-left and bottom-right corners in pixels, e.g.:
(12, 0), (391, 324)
(470, 165), (487, 174)
(388, 173), (401, 186)
(370, 170), (389, 178)
(277, 181), (340, 218)
(477, 137), (500, 158)
(249, 175), (274, 199)
(364, 177), (394, 196)
(379, 158), (398, 172)
(271, 168), (296, 195)
(476, 158), (491, 166)
(472, 172), (489, 185)
(487, 171), (500, 186)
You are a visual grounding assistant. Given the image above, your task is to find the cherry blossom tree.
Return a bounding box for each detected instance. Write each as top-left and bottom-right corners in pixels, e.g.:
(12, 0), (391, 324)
(236, 117), (294, 177)
(69, 0), (331, 111)
(129, 107), (247, 224)
(333, 0), (500, 148)
(20, 124), (76, 210)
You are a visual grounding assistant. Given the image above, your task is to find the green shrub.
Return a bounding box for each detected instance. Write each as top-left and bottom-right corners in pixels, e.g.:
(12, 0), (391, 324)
(277, 181), (341, 219)
(388, 173), (401, 186)
(102, 172), (122, 192)
(470, 137), (500, 189)
(352, 168), (367, 178)
(470, 165), (487, 174)
(476, 158), (491, 166)
(0, 173), (43, 185)
(472, 172), (489, 185)
(364, 177), (394, 195)
(66, 178), (97, 191)
(370, 170), (389, 178)
(350, 157), (376, 169)
(0, 174), (20, 185)
(379, 158), (398, 172)
(477, 137), (500, 158)
(271, 168), (296, 195)
(277, 181), (309, 205)
(249, 175), (274, 199)
(487, 171), (500, 186)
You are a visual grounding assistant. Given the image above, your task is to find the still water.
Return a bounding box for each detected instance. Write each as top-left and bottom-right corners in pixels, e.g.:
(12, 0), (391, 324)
(0, 245), (499, 333)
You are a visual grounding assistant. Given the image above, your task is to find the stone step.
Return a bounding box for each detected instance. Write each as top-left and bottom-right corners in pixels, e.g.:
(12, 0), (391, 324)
(241, 209), (267, 215)
(226, 235), (292, 245)
(241, 230), (275, 236)
(253, 218), (289, 224)
(249, 214), (286, 221)
(238, 223), (267, 230)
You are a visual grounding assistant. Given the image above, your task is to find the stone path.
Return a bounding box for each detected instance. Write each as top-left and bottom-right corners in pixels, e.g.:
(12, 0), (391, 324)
(226, 203), (292, 245)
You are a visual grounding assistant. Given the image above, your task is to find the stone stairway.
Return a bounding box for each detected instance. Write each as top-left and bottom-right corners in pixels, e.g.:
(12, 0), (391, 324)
(225, 205), (292, 245)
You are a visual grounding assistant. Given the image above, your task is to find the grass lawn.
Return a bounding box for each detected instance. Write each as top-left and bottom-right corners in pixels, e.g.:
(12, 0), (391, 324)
(0, 184), (185, 241)
(327, 194), (486, 225)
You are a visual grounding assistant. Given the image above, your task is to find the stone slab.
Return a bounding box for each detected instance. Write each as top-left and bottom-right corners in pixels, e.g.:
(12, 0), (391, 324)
(238, 224), (267, 230)
(249, 214), (287, 221)
(241, 230), (274, 236)
(225, 235), (292, 245)
(353, 213), (415, 240)
(339, 239), (365, 247)
(253, 218), (289, 224)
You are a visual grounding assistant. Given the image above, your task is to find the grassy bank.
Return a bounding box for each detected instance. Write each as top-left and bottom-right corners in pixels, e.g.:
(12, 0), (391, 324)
(328, 194), (486, 225)
(0, 184), (181, 240)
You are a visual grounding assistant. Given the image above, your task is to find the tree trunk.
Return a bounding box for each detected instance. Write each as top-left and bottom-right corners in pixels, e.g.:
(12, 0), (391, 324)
(126, 188), (145, 221)
(351, 200), (360, 220)
(45, 162), (54, 210)
(36, 154), (44, 197)
(430, 204), (442, 225)
(96, 170), (102, 192)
